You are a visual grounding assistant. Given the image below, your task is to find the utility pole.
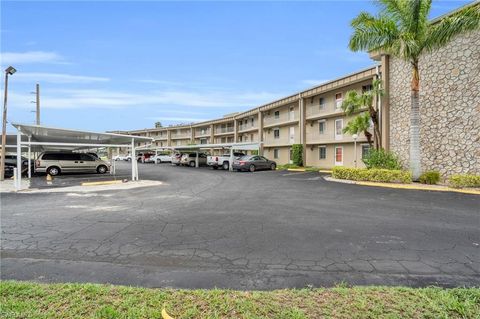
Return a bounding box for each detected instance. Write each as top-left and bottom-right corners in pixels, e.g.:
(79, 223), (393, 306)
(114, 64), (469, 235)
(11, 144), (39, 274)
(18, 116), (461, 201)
(1, 66), (17, 181)
(35, 83), (40, 125)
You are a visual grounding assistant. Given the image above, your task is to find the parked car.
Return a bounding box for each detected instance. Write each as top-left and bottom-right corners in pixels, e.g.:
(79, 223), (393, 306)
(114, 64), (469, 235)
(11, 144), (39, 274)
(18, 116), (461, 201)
(1, 154), (31, 177)
(137, 153), (154, 163)
(113, 154), (128, 161)
(35, 152), (111, 176)
(180, 153), (208, 167)
(149, 154), (172, 163)
(207, 152), (245, 170)
(232, 155), (276, 172)
(171, 153), (183, 166)
(87, 152), (100, 160)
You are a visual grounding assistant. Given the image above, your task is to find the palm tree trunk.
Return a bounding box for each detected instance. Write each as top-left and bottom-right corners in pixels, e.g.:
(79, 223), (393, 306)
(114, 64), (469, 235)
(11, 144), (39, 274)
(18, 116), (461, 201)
(368, 106), (382, 149)
(364, 130), (373, 147)
(410, 63), (421, 180)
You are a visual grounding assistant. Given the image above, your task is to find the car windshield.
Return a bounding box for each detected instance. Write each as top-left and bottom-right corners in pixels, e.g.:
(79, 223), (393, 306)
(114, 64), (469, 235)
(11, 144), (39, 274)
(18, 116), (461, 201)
(239, 155), (253, 161)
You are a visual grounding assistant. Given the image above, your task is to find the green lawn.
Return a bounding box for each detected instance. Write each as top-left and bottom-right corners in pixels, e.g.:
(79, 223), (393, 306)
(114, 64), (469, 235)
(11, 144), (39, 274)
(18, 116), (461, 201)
(1, 281), (479, 318)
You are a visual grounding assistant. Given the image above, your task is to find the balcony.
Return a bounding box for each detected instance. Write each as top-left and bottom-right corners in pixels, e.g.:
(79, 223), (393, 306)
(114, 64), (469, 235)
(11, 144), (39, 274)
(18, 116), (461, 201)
(195, 129), (211, 137)
(306, 103), (329, 117)
(238, 124), (257, 132)
(263, 112), (299, 128)
(171, 132), (192, 140)
(306, 130), (368, 144)
(215, 127), (234, 135)
(263, 134), (299, 147)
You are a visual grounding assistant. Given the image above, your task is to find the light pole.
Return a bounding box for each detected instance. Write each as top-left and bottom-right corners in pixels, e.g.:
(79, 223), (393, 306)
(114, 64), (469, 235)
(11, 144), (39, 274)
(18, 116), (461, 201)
(1, 66), (17, 181)
(352, 133), (358, 168)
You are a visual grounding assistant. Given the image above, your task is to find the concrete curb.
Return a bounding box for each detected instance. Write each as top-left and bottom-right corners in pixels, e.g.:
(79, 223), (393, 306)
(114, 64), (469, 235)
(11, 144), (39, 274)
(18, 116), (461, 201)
(324, 176), (480, 195)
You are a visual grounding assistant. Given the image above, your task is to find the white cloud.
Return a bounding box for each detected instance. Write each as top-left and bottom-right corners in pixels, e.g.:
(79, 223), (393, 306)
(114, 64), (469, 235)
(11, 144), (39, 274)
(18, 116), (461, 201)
(15, 72), (110, 83)
(1, 51), (66, 65)
(8, 88), (282, 110)
(301, 79), (330, 86)
(148, 116), (209, 122)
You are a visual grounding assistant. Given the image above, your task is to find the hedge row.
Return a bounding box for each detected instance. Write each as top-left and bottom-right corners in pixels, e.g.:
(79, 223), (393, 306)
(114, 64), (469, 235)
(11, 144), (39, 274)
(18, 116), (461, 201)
(332, 167), (412, 183)
(448, 174), (480, 189)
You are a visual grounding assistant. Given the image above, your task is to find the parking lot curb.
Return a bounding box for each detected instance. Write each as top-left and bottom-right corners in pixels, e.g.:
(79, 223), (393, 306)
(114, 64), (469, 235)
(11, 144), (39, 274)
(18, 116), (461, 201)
(81, 180), (124, 186)
(324, 176), (480, 195)
(287, 168), (306, 172)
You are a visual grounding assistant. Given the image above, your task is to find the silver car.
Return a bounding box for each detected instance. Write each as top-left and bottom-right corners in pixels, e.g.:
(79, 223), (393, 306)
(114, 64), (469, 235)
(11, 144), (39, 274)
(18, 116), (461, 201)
(35, 152), (110, 176)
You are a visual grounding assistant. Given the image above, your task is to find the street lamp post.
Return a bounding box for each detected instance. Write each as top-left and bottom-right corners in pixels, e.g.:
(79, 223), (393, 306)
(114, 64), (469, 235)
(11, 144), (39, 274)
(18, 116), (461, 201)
(352, 134), (358, 168)
(1, 66), (17, 181)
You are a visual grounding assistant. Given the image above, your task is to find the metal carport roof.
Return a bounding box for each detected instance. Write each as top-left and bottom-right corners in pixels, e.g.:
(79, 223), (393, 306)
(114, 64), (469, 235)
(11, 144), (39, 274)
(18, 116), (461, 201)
(10, 123), (153, 190)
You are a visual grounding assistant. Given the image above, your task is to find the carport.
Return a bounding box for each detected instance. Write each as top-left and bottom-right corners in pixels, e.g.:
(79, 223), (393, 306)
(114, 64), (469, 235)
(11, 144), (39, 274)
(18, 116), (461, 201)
(172, 142), (261, 171)
(11, 123), (153, 191)
(134, 145), (173, 164)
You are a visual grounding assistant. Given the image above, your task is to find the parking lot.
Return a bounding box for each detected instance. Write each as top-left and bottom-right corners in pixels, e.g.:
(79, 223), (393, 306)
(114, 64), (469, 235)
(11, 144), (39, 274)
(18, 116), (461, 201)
(1, 161), (479, 289)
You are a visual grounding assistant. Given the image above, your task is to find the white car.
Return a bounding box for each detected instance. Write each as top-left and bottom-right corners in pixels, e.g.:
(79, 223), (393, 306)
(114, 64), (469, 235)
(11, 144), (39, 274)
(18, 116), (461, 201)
(151, 154), (172, 163)
(113, 154), (128, 161)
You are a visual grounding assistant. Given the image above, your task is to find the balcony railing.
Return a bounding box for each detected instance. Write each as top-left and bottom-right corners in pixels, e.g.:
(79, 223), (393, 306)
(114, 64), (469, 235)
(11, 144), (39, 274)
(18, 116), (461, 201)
(195, 129), (211, 136)
(215, 127), (234, 134)
(171, 132), (191, 139)
(239, 124), (257, 131)
(306, 103), (329, 117)
(263, 113), (298, 126)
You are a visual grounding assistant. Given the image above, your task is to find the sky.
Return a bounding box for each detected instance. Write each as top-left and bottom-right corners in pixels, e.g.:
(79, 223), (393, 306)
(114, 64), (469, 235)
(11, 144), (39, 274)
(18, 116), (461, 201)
(1, 0), (472, 133)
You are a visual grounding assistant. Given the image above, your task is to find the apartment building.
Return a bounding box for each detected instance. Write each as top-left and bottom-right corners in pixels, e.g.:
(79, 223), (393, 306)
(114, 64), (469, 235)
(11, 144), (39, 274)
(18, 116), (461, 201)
(115, 4), (479, 174)
(118, 65), (379, 168)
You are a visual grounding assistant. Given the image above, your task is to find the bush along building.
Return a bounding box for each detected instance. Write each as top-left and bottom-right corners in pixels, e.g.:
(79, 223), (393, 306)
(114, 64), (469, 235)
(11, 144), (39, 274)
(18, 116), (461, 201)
(118, 3), (479, 176)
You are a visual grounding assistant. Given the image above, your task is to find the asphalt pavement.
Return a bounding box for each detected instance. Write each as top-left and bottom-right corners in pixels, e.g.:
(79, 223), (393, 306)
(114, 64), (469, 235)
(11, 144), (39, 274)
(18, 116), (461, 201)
(1, 162), (479, 289)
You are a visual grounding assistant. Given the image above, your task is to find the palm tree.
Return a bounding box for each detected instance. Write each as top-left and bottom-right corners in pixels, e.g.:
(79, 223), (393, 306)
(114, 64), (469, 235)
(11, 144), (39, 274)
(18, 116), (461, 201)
(349, 0), (480, 179)
(341, 79), (383, 149)
(343, 112), (373, 146)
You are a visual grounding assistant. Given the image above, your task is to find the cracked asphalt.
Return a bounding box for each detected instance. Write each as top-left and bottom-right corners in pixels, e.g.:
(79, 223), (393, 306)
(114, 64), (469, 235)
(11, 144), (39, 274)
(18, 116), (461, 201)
(1, 162), (479, 289)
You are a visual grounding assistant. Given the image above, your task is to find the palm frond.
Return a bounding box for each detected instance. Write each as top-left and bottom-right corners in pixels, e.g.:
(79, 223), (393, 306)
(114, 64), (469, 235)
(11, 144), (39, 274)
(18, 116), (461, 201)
(341, 90), (362, 115)
(423, 5), (480, 53)
(343, 112), (371, 135)
(349, 13), (400, 52)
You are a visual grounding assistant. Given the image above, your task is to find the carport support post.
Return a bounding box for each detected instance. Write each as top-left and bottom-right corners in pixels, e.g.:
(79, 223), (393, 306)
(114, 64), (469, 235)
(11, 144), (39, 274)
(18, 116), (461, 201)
(27, 136), (31, 178)
(131, 138), (136, 181)
(229, 147), (234, 171)
(195, 151), (199, 168)
(155, 149), (158, 165)
(16, 130), (21, 191)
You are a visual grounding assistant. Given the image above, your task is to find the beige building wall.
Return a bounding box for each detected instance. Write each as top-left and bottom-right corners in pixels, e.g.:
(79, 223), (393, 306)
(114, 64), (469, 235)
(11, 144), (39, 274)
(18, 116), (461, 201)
(264, 146), (291, 164)
(306, 143), (369, 169)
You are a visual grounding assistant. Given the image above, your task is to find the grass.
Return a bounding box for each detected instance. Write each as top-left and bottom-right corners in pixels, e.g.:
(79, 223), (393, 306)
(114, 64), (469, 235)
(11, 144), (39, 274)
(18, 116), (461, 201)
(1, 281), (479, 318)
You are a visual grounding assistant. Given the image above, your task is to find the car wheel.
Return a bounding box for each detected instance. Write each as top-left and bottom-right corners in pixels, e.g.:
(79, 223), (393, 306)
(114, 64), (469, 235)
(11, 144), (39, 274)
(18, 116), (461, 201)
(270, 163), (276, 170)
(222, 162), (229, 170)
(47, 166), (60, 176)
(175, 163), (180, 166)
(249, 164), (256, 172)
(97, 165), (108, 174)
(189, 161), (196, 167)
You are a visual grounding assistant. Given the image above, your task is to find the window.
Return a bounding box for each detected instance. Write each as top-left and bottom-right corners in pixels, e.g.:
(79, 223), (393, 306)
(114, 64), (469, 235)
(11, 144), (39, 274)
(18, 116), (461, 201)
(239, 136), (243, 142)
(319, 97), (326, 110)
(335, 146), (343, 165)
(273, 149), (279, 159)
(201, 128), (206, 135)
(362, 84), (373, 93)
(335, 92), (343, 109)
(361, 144), (370, 159)
(80, 154), (94, 161)
(245, 135), (249, 142)
(273, 129), (280, 139)
(319, 120), (326, 135)
(200, 138), (207, 144)
(274, 111), (280, 119)
(319, 146), (326, 159)
(250, 134), (254, 141)
(251, 118), (254, 127)
(335, 119), (343, 140)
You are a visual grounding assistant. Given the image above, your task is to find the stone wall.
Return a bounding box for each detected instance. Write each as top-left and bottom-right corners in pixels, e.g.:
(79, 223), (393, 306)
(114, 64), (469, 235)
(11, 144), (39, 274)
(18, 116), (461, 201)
(388, 29), (480, 177)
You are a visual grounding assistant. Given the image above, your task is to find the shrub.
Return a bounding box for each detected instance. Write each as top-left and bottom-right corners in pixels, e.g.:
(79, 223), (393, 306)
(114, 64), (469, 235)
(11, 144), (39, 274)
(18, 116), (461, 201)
(362, 149), (402, 170)
(419, 171), (441, 185)
(332, 167), (412, 183)
(291, 144), (303, 166)
(448, 174), (480, 189)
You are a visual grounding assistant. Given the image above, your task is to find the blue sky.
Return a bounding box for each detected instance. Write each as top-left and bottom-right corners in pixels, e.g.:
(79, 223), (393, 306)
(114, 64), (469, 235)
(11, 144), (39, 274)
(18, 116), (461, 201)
(1, 0), (471, 132)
